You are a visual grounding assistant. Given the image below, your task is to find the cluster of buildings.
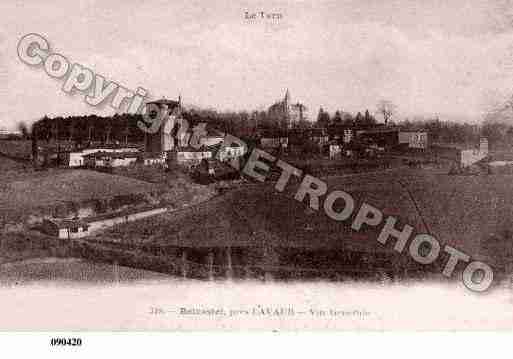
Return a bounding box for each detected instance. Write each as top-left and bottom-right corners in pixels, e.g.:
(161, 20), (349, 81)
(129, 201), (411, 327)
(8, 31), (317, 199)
(35, 92), (493, 240)
(434, 138), (489, 168)
(144, 98), (245, 169)
(258, 128), (329, 151)
(258, 122), (430, 159)
(36, 91), (433, 171)
(59, 146), (143, 168)
(38, 92), (492, 173)
(38, 144), (165, 169)
(40, 98), (245, 170)
(35, 90), (495, 175)
(262, 90), (431, 158)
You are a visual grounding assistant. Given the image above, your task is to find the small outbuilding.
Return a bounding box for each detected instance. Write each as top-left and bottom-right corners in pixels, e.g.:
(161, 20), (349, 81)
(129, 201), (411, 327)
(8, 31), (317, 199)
(41, 218), (90, 239)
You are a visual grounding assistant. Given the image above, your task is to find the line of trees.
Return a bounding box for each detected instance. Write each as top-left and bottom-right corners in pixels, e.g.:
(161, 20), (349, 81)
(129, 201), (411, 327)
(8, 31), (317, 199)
(31, 114), (144, 146)
(22, 103), (513, 150)
(315, 108), (378, 129)
(24, 98), (396, 144)
(28, 109), (264, 145)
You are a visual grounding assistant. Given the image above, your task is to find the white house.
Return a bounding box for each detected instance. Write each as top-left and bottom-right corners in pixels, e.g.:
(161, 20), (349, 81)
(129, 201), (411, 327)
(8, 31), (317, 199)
(41, 207), (168, 239)
(217, 143), (246, 162)
(329, 144), (342, 159)
(343, 129), (353, 144)
(63, 147), (140, 167)
(83, 151), (138, 168)
(143, 153), (166, 166)
(41, 218), (90, 239)
(67, 151), (86, 167)
(459, 138), (489, 167)
(176, 147), (213, 164)
(398, 131), (429, 149)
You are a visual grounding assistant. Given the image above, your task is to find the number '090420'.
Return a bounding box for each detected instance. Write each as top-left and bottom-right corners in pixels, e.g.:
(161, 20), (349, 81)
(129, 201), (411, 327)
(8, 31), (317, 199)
(50, 338), (82, 346)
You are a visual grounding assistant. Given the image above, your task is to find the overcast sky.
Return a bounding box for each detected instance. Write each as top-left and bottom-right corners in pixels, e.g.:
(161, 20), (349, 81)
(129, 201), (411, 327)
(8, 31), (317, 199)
(2, 0), (513, 130)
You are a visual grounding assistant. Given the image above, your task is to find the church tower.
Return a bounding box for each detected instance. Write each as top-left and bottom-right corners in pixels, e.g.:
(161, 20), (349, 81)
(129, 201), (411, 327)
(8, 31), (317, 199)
(144, 98), (181, 154)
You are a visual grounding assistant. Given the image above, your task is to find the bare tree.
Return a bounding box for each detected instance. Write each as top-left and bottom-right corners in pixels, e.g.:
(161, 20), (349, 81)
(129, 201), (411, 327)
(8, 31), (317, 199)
(122, 122), (130, 145)
(376, 100), (396, 125)
(87, 123), (94, 143)
(51, 121), (59, 142)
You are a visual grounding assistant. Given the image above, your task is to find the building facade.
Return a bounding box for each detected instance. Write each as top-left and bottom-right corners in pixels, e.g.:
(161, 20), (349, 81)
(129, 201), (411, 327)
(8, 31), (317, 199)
(176, 147), (213, 164)
(61, 147), (140, 167)
(267, 89), (307, 128)
(398, 131), (429, 149)
(144, 98), (181, 154)
(83, 151), (139, 168)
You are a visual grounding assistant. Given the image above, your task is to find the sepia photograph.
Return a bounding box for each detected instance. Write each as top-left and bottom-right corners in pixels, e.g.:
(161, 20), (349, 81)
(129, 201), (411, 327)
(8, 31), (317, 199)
(2, 1), (513, 345)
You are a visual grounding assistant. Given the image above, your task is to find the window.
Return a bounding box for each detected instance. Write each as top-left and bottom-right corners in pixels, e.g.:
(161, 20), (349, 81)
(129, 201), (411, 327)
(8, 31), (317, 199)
(70, 227), (79, 233)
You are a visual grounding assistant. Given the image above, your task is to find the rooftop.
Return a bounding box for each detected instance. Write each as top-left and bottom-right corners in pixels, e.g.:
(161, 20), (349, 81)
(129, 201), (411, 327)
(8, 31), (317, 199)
(357, 126), (401, 134)
(45, 218), (89, 229)
(206, 128), (226, 138)
(83, 151), (139, 159)
(177, 146), (213, 153)
(45, 205), (167, 229)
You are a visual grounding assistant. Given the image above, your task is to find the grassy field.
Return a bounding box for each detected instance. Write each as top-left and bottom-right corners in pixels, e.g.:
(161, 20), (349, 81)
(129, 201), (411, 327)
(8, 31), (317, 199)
(94, 169), (426, 249)
(0, 156), (32, 181)
(0, 257), (172, 285)
(93, 167), (513, 277)
(0, 150), (217, 230)
(0, 140), (31, 160)
(0, 168), (160, 225)
(111, 164), (217, 208)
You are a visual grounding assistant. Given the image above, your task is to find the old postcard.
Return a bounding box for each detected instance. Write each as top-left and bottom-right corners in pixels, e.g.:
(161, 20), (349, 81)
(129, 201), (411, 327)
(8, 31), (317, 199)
(2, 0), (513, 334)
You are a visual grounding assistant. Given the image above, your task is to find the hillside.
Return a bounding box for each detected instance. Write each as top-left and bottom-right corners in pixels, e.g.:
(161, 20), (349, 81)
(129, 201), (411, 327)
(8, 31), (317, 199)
(96, 169), (513, 273)
(0, 169), (159, 225)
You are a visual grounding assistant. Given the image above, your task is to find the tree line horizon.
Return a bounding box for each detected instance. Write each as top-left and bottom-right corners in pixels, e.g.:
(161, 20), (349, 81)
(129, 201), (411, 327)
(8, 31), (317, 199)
(16, 104), (513, 149)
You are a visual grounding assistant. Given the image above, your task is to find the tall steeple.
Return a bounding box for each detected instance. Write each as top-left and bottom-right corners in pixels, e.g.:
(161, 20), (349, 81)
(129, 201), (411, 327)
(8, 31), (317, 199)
(284, 88), (290, 106)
